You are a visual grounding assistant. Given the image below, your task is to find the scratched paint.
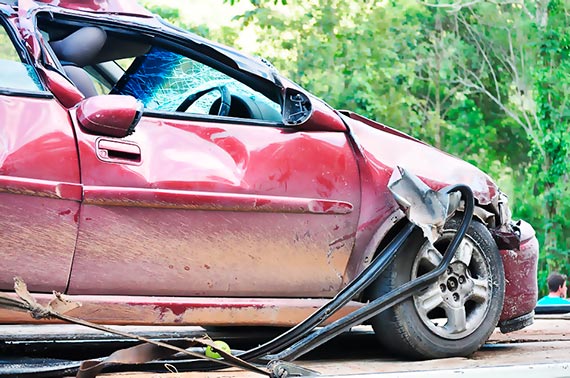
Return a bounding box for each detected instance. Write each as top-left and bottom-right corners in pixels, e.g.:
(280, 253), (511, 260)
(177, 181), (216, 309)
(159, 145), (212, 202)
(499, 222), (539, 321)
(0, 193), (78, 292)
(70, 205), (353, 297)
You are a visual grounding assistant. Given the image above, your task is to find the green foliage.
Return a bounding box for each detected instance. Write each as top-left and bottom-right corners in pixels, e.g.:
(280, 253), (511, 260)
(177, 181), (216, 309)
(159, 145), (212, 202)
(0, 27), (20, 61)
(140, 2), (239, 45)
(223, 0), (286, 5)
(526, 0), (570, 294)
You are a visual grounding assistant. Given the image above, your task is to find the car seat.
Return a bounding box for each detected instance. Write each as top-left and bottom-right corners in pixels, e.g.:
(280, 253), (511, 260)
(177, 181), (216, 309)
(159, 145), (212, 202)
(50, 26), (107, 98)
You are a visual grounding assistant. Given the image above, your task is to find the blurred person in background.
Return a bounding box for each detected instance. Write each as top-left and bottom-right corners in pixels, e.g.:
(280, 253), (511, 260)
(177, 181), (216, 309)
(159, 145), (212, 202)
(537, 272), (570, 305)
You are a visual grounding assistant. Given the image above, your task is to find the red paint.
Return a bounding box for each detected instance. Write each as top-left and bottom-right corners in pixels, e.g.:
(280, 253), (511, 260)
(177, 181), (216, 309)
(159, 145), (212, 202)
(0, 176), (82, 201)
(17, 1), (41, 60)
(76, 95), (141, 137)
(0, 293), (364, 326)
(151, 301), (270, 318)
(155, 304), (187, 317)
(68, 114), (360, 297)
(299, 95), (347, 132)
(37, 67), (84, 108)
(341, 110), (423, 144)
(500, 221), (539, 321)
(148, 299), (268, 318)
(81, 186), (355, 214)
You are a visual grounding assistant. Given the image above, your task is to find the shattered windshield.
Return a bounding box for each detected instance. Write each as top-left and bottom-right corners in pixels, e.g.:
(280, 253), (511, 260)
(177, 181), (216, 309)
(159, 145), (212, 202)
(112, 46), (280, 116)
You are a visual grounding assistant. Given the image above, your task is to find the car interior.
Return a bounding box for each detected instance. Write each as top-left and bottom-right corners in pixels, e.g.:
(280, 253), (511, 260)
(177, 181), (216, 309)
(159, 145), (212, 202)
(37, 16), (283, 123)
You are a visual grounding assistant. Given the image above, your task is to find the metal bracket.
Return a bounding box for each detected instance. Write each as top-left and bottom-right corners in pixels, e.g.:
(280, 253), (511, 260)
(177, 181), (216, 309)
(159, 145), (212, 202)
(267, 361), (320, 378)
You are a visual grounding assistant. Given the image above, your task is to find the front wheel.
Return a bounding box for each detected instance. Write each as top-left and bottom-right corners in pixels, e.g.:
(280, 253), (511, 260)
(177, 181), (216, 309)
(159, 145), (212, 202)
(367, 217), (505, 359)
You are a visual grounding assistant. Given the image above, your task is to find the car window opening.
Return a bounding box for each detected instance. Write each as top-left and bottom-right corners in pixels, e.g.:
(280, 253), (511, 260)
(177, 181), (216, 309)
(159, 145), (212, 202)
(37, 16), (283, 123)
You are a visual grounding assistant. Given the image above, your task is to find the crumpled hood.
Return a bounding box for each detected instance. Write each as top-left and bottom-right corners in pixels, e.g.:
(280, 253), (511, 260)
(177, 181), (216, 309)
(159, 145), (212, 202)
(342, 113), (498, 205)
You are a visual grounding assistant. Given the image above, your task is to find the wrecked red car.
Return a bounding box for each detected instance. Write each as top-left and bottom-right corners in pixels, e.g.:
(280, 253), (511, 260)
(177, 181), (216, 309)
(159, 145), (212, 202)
(0, 0), (538, 360)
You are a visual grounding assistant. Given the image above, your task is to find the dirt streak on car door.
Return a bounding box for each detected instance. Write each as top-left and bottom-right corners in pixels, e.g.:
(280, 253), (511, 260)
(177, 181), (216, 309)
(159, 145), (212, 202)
(68, 115), (361, 298)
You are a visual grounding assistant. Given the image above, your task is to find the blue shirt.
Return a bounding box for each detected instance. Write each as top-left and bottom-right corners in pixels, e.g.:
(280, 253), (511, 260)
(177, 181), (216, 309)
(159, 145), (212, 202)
(536, 295), (570, 306)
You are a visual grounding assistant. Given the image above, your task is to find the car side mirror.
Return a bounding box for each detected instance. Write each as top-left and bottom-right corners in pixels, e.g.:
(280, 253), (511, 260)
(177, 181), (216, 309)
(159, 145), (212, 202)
(283, 88), (312, 125)
(76, 95), (143, 138)
(282, 88), (346, 132)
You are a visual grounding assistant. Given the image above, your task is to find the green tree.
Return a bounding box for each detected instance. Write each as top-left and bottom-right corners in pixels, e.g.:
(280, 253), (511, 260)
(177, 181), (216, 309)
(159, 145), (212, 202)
(527, 0), (570, 288)
(141, 2), (240, 45)
(424, 0), (569, 292)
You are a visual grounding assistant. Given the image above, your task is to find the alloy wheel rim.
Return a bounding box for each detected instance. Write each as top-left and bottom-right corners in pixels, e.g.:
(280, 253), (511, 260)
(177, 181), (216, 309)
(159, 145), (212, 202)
(411, 232), (492, 339)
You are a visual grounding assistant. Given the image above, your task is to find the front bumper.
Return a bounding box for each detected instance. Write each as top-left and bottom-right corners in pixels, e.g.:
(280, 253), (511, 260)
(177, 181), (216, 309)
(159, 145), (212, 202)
(499, 220), (539, 325)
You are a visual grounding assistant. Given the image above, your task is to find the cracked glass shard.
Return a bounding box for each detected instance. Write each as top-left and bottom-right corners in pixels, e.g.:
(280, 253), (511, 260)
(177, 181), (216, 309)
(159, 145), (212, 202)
(113, 46), (280, 115)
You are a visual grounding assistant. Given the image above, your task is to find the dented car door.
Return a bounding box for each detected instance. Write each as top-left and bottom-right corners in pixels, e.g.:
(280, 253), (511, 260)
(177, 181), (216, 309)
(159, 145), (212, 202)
(69, 119), (361, 297)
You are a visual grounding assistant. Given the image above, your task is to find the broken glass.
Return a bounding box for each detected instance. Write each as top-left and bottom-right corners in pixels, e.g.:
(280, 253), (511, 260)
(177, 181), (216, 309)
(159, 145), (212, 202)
(113, 46), (280, 116)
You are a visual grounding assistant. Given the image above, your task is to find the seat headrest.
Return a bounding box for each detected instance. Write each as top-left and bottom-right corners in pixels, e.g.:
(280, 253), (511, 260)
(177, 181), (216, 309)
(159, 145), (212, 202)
(50, 27), (107, 67)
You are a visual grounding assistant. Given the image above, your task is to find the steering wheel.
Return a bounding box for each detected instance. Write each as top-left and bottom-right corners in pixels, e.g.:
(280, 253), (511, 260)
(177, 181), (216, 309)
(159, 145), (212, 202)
(176, 85), (231, 116)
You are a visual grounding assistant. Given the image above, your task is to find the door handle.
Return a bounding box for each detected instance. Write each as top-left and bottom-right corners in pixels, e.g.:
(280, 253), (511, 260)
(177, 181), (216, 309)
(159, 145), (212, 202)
(96, 138), (141, 164)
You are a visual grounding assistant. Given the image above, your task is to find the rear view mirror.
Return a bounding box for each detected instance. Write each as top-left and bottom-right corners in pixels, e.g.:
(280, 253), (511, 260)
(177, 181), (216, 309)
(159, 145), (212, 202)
(76, 95), (143, 138)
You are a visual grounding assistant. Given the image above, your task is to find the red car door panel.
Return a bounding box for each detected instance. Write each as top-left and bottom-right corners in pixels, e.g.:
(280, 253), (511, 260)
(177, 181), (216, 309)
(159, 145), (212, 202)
(69, 116), (361, 297)
(0, 95), (81, 293)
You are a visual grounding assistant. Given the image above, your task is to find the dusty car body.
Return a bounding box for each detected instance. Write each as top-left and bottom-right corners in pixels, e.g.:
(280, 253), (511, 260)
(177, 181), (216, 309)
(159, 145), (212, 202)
(0, 0), (537, 359)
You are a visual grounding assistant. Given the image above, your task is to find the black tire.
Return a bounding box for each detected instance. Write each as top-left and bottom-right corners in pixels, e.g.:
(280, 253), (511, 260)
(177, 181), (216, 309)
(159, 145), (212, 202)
(368, 217), (505, 359)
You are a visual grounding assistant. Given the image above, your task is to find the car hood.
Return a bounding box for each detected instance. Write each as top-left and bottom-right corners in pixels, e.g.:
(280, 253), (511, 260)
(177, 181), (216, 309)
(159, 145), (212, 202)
(341, 112), (498, 205)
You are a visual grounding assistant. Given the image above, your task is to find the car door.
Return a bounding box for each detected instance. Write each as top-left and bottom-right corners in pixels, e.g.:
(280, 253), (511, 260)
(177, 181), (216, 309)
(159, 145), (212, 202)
(66, 38), (362, 298)
(0, 12), (80, 293)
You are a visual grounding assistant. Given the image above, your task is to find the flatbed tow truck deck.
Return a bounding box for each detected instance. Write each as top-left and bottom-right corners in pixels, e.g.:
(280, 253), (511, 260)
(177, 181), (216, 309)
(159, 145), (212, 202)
(1, 317), (569, 378)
